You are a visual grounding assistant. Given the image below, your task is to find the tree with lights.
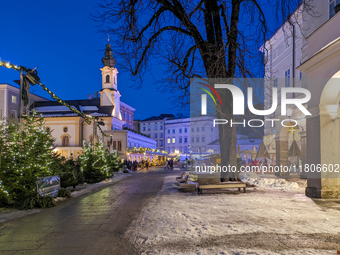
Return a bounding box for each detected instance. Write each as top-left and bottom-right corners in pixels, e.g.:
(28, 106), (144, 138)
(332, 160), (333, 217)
(0, 115), (55, 204)
(78, 140), (120, 184)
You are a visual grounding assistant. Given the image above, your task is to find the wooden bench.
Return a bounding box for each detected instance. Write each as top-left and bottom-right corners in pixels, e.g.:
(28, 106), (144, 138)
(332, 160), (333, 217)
(179, 181), (198, 192)
(197, 182), (246, 194)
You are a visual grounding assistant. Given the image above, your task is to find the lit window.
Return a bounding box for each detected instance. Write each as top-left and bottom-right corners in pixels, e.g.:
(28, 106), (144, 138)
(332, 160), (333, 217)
(172, 138), (175, 143)
(167, 138), (171, 144)
(12, 96), (17, 104)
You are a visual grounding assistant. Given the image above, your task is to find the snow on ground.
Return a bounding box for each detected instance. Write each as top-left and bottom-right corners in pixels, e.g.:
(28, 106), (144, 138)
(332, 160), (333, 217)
(0, 172), (130, 223)
(240, 172), (301, 191)
(129, 175), (340, 254)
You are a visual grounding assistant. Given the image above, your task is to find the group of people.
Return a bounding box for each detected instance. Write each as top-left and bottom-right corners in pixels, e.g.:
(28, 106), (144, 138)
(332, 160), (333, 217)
(124, 159), (149, 171)
(164, 159), (174, 170)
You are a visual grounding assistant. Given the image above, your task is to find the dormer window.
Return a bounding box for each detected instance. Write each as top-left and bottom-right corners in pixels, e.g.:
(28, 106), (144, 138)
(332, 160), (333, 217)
(106, 74), (110, 83)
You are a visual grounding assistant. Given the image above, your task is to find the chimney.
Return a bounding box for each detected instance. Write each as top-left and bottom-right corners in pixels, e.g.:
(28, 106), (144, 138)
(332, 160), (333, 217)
(94, 91), (98, 98)
(87, 94), (93, 100)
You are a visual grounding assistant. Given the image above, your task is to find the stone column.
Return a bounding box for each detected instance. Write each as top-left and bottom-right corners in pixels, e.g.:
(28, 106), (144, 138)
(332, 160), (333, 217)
(305, 105), (340, 198)
(299, 131), (307, 179)
(275, 136), (290, 176)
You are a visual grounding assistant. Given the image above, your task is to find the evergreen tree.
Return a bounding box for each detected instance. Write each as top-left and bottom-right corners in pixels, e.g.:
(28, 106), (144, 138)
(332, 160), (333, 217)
(50, 156), (84, 191)
(0, 115), (55, 203)
(78, 140), (119, 183)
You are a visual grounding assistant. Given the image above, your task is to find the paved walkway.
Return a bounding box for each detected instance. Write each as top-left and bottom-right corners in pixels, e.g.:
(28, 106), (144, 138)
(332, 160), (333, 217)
(0, 167), (178, 255)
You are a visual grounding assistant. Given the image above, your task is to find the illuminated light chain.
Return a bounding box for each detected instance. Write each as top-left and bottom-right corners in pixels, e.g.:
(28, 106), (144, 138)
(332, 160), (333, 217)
(0, 59), (113, 137)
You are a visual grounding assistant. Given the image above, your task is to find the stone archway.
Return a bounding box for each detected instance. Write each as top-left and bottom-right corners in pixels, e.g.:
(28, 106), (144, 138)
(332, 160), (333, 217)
(297, 19), (340, 198)
(304, 72), (340, 198)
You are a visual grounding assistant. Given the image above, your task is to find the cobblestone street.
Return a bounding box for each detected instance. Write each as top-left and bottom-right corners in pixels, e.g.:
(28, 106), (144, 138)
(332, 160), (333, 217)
(0, 168), (178, 255)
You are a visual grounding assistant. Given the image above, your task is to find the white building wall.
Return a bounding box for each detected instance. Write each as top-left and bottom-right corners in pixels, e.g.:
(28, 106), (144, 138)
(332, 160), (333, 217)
(263, 2), (331, 137)
(165, 116), (219, 155)
(139, 120), (166, 150)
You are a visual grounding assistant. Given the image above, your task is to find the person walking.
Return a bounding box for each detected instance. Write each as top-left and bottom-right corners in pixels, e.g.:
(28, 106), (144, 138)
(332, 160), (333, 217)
(170, 159), (174, 170)
(164, 160), (169, 170)
(145, 161), (149, 170)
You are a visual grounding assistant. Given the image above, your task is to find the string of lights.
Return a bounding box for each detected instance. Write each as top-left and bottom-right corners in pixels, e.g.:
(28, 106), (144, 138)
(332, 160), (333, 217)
(0, 60), (113, 137)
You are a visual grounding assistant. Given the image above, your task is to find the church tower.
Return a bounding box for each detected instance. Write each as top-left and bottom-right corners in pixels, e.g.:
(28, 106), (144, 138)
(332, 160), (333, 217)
(99, 41), (121, 120)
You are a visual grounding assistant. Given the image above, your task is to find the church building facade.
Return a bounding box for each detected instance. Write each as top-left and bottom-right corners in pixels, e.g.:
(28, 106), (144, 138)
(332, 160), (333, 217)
(33, 42), (158, 160)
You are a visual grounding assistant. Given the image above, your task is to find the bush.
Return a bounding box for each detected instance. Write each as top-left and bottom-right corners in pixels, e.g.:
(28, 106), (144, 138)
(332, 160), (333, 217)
(20, 195), (55, 210)
(57, 188), (72, 198)
(50, 157), (83, 190)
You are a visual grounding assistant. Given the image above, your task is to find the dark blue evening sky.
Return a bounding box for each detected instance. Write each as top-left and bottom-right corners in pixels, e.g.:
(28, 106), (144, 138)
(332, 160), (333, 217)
(0, 0), (177, 120)
(0, 1), (287, 120)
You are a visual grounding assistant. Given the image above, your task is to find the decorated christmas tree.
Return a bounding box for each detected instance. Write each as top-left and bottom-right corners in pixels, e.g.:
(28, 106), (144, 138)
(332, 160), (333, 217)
(0, 115), (55, 203)
(78, 140), (119, 183)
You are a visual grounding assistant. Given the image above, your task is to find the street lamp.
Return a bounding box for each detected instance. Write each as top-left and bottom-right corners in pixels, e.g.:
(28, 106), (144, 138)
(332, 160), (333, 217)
(287, 108), (293, 119)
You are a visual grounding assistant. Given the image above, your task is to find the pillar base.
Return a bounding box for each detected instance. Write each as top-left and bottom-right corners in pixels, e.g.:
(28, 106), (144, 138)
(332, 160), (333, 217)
(305, 187), (340, 198)
(275, 171), (290, 177)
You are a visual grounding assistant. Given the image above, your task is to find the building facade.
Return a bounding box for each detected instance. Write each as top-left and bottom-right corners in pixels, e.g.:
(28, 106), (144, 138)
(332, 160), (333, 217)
(261, 1), (331, 165)
(262, 1), (340, 197)
(120, 101), (135, 130)
(138, 114), (175, 151)
(31, 42), (157, 159)
(164, 116), (219, 156)
(0, 83), (47, 120)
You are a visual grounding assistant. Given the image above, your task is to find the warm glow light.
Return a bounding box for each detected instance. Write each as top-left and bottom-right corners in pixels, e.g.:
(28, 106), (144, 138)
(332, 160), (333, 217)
(286, 108), (293, 117)
(174, 150), (179, 154)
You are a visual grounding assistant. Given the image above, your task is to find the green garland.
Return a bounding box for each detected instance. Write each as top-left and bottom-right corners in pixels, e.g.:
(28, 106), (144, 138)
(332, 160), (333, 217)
(0, 60), (112, 137)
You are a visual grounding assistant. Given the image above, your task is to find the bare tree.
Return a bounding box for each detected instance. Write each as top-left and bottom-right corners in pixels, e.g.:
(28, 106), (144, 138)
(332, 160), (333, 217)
(93, 0), (314, 180)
